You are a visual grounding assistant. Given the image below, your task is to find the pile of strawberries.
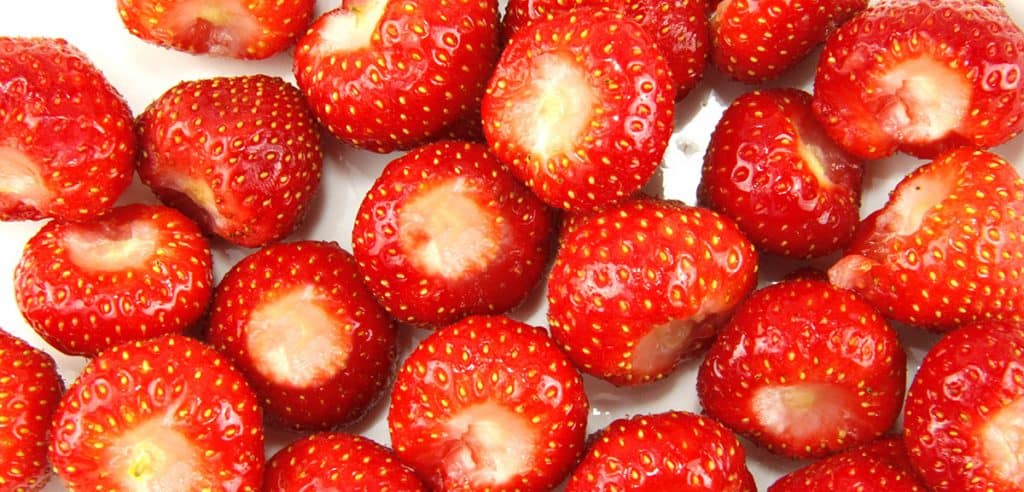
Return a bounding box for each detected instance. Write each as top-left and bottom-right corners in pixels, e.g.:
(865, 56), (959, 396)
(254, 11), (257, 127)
(2, 0), (1024, 490)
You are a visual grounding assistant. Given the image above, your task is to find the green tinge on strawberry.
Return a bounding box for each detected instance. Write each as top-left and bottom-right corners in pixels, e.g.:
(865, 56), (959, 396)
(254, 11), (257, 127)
(829, 147), (1024, 331)
(207, 241), (396, 431)
(0, 37), (135, 222)
(768, 436), (927, 491)
(697, 277), (907, 459)
(264, 432), (426, 491)
(813, 0), (1024, 159)
(14, 204), (213, 357)
(482, 8), (676, 211)
(388, 315), (589, 491)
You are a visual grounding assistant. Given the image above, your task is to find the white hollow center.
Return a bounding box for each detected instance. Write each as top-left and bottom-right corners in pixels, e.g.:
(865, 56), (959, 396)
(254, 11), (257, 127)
(107, 420), (209, 492)
(64, 220), (160, 272)
(876, 56), (971, 145)
(508, 52), (597, 159)
(982, 396), (1024, 487)
(311, 0), (389, 55)
(441, 402), (536, 487)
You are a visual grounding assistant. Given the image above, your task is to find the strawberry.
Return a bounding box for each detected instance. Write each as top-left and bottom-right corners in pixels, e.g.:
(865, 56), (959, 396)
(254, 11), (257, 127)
(696, 277), (906, 458)
(711, 0), (866, 83)
(548, 197), (758, 386)
(0, 329), (63, 491)
(264, 432), (426, 491)
(137, 74), (323, 248)
(116, 0), (316, 59)
(698, 88), (864, 258)
(49, 335), (264, 491)
(903, 322), (1024, 492)
(813, 0), (1024, 159)
(352, 141), (555, 327)
(768, 436), (927, 491)
(206, 240), (396, 431)
(293, 0), (500, 153)
(388, 315), (589, 491)
(566, 411), (756, 491)
(829, 148), (1024, 331)
(481, 8), (676, 211)
(14, 204), (213, 357)
(0, 37), (135, 222)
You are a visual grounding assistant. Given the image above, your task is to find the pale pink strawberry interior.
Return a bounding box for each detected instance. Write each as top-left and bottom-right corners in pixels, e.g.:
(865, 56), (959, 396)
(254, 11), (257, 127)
(0, 146), (52, 210)
(874, 57), (971, 146)
(64, 220), (160, 272)
(152, 170), (227, 232)
(310, 0), (388, 55)
(441, 402), (536, 487)
(106, 420), (210, 491)
(166, 0), (261, 56)
(981, 396), (1024, 486)
(751, 383), (859, 448)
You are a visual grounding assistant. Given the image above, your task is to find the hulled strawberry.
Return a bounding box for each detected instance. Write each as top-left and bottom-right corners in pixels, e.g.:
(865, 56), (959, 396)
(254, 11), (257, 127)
(482, 8), (676, 211)
(566, 411), (756, 491)
(699, 88), (864, 258)
(697, 277), (906, 458)
(116, 0), (315, 59)
(548, 197), (758, 386)
(813, 0), (1024, 159)
(0, 37), (135, 222)
(14, 204), (213, 357)
(50, 335), (264, 491)
(829, 148), (1024, 331)
(352, 141), (554, 327)
(137, 74), (322, 247)
(293, 0), (500, 153)
(207, 241), (396, 431)
(388, 315), (589, 491)
(264, 433), (426, 491)
(769, 436), (927, 491)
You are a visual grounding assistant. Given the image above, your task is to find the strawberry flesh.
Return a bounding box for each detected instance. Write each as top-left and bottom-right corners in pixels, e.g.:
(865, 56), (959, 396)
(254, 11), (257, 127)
(981, 398), (1024, 485)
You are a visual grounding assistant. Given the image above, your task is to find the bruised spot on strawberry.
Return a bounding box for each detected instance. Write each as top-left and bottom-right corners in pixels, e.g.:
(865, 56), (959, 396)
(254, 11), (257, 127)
(875, 57), (971, 145)
(981, 396), (1024, 485)
(63, 220), (159, 272)
(309, 0), (389, 55)
(442, 402), (536, 485)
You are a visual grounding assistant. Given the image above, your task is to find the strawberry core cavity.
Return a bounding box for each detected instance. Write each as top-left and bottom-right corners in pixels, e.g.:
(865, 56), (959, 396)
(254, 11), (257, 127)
(752, 383), (858, 448)
(166, 0), (261, 56)
(632, 318), (698, 374)
(63, 220), (160, 272)
(510, 53), (597, 159)
(875, 57), (970, 145)
(0, 146), (51, 209)
(107, 422), (207, 491)
(313, 0), (389, 55)
(442, 402), (536, 486)
(982, 396), (1024, 485)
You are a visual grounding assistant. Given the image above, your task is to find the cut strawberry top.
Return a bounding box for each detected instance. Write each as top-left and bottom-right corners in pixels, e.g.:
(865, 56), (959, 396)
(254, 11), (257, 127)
(308, 0), (389, 54)
(105, 421), (209, 490)
(162, 0), (262, 56)
(981, 398), (1024, 485)
(439, 402), (537, 485)
(63, 220), (160, 273)
(751, 383), (859, 451)
(0, 147), (51, 211)
(873, 57), (972, 146)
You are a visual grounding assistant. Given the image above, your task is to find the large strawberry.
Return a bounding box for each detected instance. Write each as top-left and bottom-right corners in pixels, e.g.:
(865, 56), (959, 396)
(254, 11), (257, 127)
(829, 148), (1024, 331)
(0, 37), (135, 222)
(813, 0), (1024, 159)
(264, 432), (426, 491)
(769, 436), (927, 491)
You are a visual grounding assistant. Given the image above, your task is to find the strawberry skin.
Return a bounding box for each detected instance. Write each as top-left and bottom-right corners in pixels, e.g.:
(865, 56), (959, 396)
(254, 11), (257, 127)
(49, 335), (264, 491)
(264, 432), (426, 491)
(566, 411), (756, 492)
(548, 197), (758, 386)
(699, 88), (864, 258)
(769, 436), (927, 491)
(137, 74), (322, 248)
(829, 148), (1024, 331)
(388, 315), (589, 491)
(482, 8), (676, 211)
(294, 0), (500, 153)
(813, 0), (1024, 159)
(697, 277), (906, 458)
(0, 37), (135, 222)
(207, 240), (396, 431)
(352, 141), (555, 327)
(14, 204), (213, 357)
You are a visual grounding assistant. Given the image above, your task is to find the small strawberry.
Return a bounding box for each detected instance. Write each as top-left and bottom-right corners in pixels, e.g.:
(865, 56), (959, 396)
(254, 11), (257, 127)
(14, 204), (213, 357)
(481, 8), (676, 211)
(768, 436), (927, 491)
(116, 0), (316, 59)
(548, 197), (758, 386)
(264, 432), (426, 491)
(352, 141), (555, 327)
(566, 411), (756, 492)
(0, 37), (135, 222)
(388, 315), (589, 491)
(137, 74), (323, 248)
(699, 88), (864, 258)
(829, 148), (1024, 331)
(697, 277), (906, 459)
(206, 240), (396, 431)
(813, 0), (1024, 159)
(49, 335), (264, 491)
(0, 329), (62, 492)
(293, 0), (500, 153)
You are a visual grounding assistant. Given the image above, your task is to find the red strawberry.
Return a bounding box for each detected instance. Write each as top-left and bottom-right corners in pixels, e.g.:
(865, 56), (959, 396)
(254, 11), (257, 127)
(566, 411), (756, 492)
(768, 436), (927, 491)
(293, 0), (500, 153)
(0, 37), (135, 222)
(0, 329), (62, 491)
(813, 0), (1024, 159)
(352, 141), (555, 327)
(137, 74), (323, 248)
(206, 240), (396, 431)
(49, 335), (264, 491)
(699, 88), (864, 258)
(388, 315), (589, 491)
(697, 277), (906, 458)
(548, 197), (758, 386)
(14, 204), (213, 357)
(481, 8), (676, 211)
(829, 148), (1024, 331)
(264, 432), (426, 491)
(116, 0), (315, 59)
(711, 0), (866, 83)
